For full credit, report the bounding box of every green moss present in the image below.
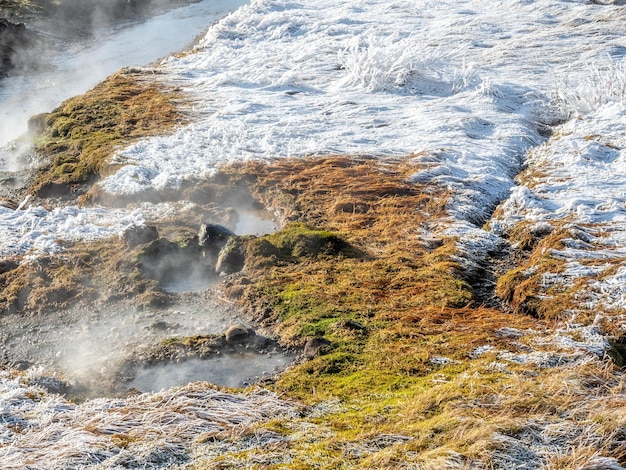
[245,222,354,268]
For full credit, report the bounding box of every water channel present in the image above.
[0,0,248,149]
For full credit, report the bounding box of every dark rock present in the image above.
[138,238,179,261]
[31,375,70,395]
[121,225,159,248]
[0,19,37,76]
[11,360,32,371]
[303,337,332,359]
[225,324,255,343]
[198,223,234,256]
[343,320,366,331]
[215,237,246,275]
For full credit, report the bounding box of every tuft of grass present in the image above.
[243,222,356,269]
[0,237,164,314]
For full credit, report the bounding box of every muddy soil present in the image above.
[0,289,294,399]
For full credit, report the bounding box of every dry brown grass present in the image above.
[175,155,625,466]
[495,223,593,319]
[220,157,486,339]
[0,237,164,314]
[196,156,626,467]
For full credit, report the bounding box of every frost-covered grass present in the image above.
[4,0,626,467]
[492,61,626,344]
[0,369,299,469]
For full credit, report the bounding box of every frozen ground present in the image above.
[0,377,299,468]
[4,0,626,260]
[93,0,626,333]
[2,0,626,467]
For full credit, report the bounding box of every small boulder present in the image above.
[303,337,332,359]
[121,225,159,248]
[198,223,235,257]
[215,237,245,275]
[225,324,255,343]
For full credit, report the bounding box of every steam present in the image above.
[141,210,277,294]
[160,262,218,293]
[0,0,284,399]
[0,0,247,149]
[128,354,293,392]
[235,211,278,236]
[0,208,281,396]
[1,301,236,394]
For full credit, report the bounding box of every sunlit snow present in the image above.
[5,0,626,262]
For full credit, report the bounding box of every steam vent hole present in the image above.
[137,211,277,293]
[609,337,626,367]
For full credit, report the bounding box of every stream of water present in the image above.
[0,0,248,149]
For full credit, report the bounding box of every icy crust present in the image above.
[0,202,144,258]
[97,0,626,213]
[0,369,297,468]
[98,0,594,211]
[495,67,626,316]
[0,201,198,258]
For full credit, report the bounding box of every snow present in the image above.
[0,203,143,258]
[493,66,626,313]
[3,0,626,261]
[101,0,563,213]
